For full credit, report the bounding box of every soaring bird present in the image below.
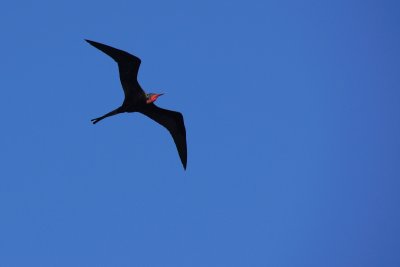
[86,39,187,170]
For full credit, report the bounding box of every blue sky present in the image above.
[1,0,399,266]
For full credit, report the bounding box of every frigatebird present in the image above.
[86,39,187,169]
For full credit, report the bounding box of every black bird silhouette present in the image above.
[86,39,187,169]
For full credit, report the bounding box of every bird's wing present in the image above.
[140,104,187,169]
[85,39,144,100]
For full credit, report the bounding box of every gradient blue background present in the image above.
[1,0,399,266]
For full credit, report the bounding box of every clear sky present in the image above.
[0,0,399,266]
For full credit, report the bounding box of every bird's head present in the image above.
[146,93,164,104]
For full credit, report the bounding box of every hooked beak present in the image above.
[147,93,165,104]
[154,93,164,101]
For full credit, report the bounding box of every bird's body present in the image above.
[86,39,187,169]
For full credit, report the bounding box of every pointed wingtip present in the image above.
[85,39,95,45]
[182,160,187,170]
[85,39,102,48]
